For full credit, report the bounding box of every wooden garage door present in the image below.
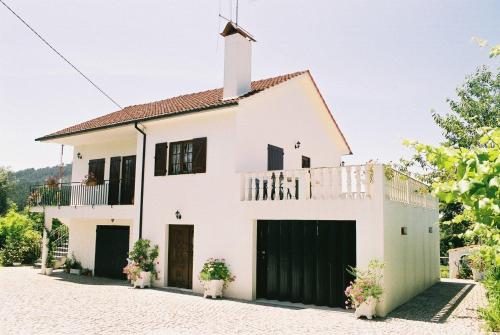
[257,220,356,307]
[94,226,130,279]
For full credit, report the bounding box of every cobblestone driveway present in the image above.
[0,267,487,335]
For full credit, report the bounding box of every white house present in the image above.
[31,22,439,316]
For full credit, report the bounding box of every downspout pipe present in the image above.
[134,122,146,239]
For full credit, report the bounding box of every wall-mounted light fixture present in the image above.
[294,141,301,149]
[111,218,115,223]
[341,161,345,167]
[77,152,83,159]
[175,210,182,220]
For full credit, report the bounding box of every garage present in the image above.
[256,220,356,307]
[94,226,130,279]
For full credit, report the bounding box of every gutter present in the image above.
[134,122,146,239]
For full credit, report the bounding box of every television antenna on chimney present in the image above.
[219,0,240,26]
[235,0,239,26]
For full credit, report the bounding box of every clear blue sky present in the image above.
[0,0,498,170]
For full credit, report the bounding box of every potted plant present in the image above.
[82,173,98,186]
[45,250,55,276]
[45,176,59,188]
[123,239,159,288]
[345,259,384,319]
[467,247,494,281]
[64,253,82,275]
[199,258,235,299]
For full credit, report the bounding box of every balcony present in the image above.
[241,164,437,209]
[28,180,135,208]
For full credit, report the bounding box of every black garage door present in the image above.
[257,220,356,307]
[94,225,130,279]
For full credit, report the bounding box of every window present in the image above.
[169,137,206,175]
[302,156,311,168]
[88,158,105,184]
[154,142,168,176]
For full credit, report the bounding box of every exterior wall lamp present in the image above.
[295,141,301,149]
[77,152,83,159]
[175,210,182,220]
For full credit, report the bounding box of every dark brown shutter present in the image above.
[267,145,284,171]
[89,158,105,184]
[154,142,168,176]
[192,137,207,173]
[302,156,311,168]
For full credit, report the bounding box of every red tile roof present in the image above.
[36,70,352,154]
[37,71,307,141]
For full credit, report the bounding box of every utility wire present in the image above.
[0,0,123,110]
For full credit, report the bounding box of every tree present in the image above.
[407,128,499,244]
[0,167,14,216]
[397,64,499,254]
[433,66,499,148]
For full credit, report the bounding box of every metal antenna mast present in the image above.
[235,0,239,25]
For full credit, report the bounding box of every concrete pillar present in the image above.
[41,215,53,273]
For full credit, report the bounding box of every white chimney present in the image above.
[220,22,256,100]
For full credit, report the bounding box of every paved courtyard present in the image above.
[0,267,487,334]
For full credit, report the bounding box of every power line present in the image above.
[0,0,123,110]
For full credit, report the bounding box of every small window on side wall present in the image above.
[401,227,408,235]
[428,227,433,233]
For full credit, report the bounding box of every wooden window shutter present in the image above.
[192,137,207,173]
[88,158,105,184]
[154,142,168,176]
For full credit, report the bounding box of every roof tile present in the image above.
[38,71,307,140]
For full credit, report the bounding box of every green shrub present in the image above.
[479,264,500,332]
[440,265,449,278]
[458,257,472,279]
[0,209,41,265]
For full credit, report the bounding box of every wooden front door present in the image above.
[168,225,194,289]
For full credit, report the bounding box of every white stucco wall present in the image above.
[380,197,440,316]
[66,218,133,271]
[138,107,240,294]
[72,138,137,183]
[236,73,349,172]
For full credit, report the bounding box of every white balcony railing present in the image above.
[241,165,373,202]
[385,169,438,209]
[241,164,438,209]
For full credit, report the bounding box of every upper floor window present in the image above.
[168,137,207,175]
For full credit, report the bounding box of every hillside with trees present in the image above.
[0,164,72,212]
